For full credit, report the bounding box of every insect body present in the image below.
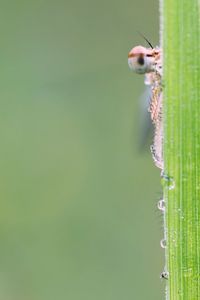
[128,45,163,169]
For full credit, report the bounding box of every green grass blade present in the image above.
[161,0,200,298]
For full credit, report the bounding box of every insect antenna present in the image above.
[137,31,154,49]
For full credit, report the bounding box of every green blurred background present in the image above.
[0,0,164,299]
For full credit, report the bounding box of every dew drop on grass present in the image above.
[160,270,169,280]
[160,238,167,248]
[160,171,175,190]
[157,199,165,212]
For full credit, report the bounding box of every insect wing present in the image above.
[137,86,153,151]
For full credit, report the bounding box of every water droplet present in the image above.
[160,238,167,248]
[160,270,169,280]
[157,199,165,212]
[160,171,175,190]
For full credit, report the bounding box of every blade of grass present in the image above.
[160,0,200,298]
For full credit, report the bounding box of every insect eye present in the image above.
[137,56,144,65]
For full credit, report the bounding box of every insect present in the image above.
[128,40,163,169]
